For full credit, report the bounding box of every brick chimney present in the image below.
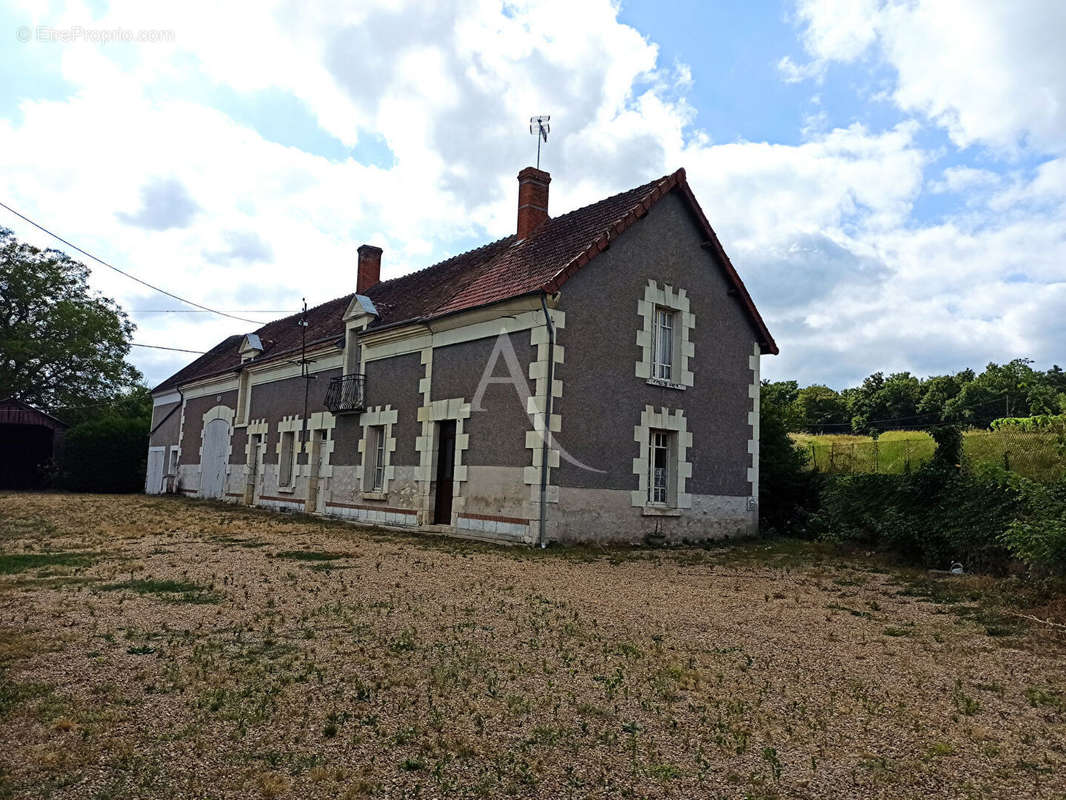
[356,244,382,293]
[516,167,550,239]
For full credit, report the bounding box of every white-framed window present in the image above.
[649,429,673,504]
[278,430,295,487]
[652,307,675,381]
[167,446,179,476]
[369,425,386,491]
[358,405,397,496]
[632,406,692,511]
[636,280,695,388]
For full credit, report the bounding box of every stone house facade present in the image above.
[147,167,777,545]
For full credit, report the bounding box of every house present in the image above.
[0,398,67,490]
[146,166,777,544]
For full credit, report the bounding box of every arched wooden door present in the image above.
[199,418,230,498]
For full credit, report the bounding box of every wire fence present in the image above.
[802,429,1066,483]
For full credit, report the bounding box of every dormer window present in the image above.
[239,333,263,363]
[341,294,379,376]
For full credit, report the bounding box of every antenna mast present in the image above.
[529,115,550,169]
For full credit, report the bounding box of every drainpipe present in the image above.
[538,292,555,549]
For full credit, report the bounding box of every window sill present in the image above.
[646,378,687,391]
[361,491,388,501]
[233,421,248,429]
[277,485,296,494]
[642,505,681,517]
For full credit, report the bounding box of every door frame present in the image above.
[432,419,457,525]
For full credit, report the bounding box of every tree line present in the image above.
[764,360,1066,435]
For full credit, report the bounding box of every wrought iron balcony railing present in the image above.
[324,374,366,414]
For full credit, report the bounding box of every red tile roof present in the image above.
[153,168,776,392]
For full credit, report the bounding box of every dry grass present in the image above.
[1,493,1065,799]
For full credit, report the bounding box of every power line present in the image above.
[131,343,205,354]
[131,309,296,314]
[0,200,264,326]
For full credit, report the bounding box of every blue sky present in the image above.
[0,0,1063,389]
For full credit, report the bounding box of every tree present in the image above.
[794,384,849,433]
[761,380,802,431]
[944,359,1041,427]
[847,371,921,434]
[0,227,140,412]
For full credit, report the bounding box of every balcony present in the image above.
[324,374,366,414]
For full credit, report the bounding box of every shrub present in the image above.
[1000,477,1066,576]
[813,461,1024,572]
[62,415,149,493]
[759,383,822,536]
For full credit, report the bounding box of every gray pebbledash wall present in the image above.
[180,391,237,465]
[239,369,339,465]
[362,353,422,466]
[149,401,180,448]
[431,333,535,468]
[554,190,758,536]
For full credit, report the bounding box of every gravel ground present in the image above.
[1,493,1064,799]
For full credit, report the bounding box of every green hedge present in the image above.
[62,416,149,493]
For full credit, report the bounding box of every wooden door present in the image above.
[199,419,229,498]
[433,421,456,524]
[244,434,261,505]
[306,430,328,513]
[145,448,164,495]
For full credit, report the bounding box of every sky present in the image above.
[1,0,1064,390]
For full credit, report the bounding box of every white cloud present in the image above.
[788,0,1066,154]
[1,0,1064,391]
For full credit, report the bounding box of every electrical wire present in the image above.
[131,309,297,314]
[0,200,264,325]
[131,343,206,354]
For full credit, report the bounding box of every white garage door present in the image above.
[199,419,230,498]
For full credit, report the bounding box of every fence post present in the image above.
[904,439,911,473]
[1003,450,1010,472]
[874,440,879,474]
[809,442,816,471]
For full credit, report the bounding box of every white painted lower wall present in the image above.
[553,486,756,544]
[177,456,752,546]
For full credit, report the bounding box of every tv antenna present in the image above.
[530,115,550,169]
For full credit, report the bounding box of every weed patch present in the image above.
[99,578,221,604]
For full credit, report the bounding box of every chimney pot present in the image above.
[516,167,550,239]
[356,244,382,293]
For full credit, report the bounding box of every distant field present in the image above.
[791,429,1065,481]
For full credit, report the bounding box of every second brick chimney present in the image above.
[356,244,382,293]
[516,167,550,239]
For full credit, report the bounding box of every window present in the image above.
[279,430,295,487]
[648,429,673,505]
[167,446,179,476]
[652,307,674,380]
[636,281,694,389]
[369,425,386,491]
[235,370,251,425]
